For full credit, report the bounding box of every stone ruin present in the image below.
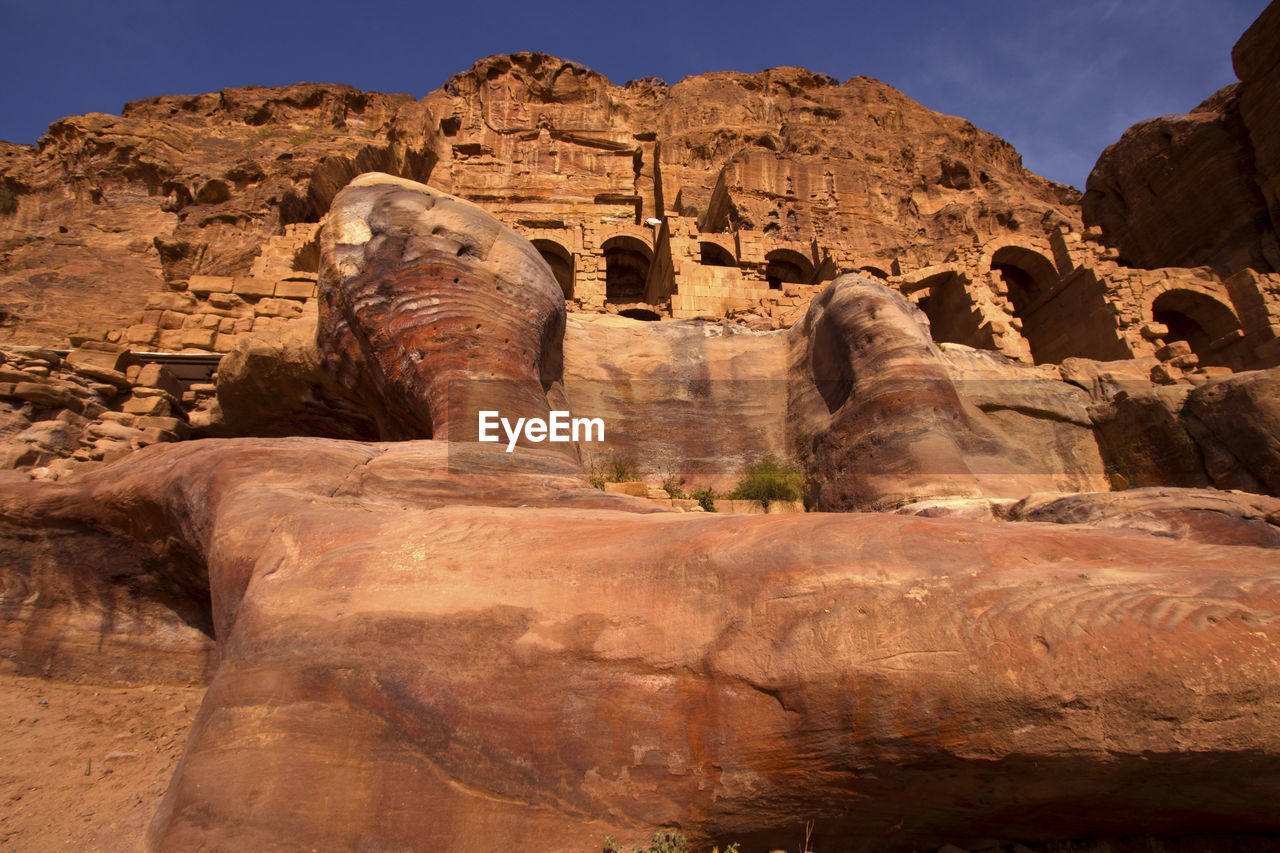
[2,1,1280,850]
[4,172,1280,853]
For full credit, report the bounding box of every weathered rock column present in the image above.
[317,173,567,442]
[791,274,1039,510]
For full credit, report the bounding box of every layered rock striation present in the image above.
[1,55,1078,347]
[2,174,1279,852]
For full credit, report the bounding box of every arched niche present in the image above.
[1151,288,1241,366]
[602,235,653,303]
[989,244,1065,363]
[913,271,998,352]
[764,249,814,290]
[989,245,1060,314]
[531,238,575,299]
[699,241,737,267]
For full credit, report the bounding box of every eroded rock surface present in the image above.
[0,85,434,345]
[1084,0,1280,275]
[428,55,1078,260]
[792,275,1051,509]
[3,172,1280,853]
[1008,487,1280,547]
[317,174,566,441]
[1,438,1279,852]
[1,56,1078,348]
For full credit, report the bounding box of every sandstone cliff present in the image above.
[0,84,435,345]
[0,55,1079,347]
[1083,0,1280,276]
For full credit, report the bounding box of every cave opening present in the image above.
[618,307,662,321]
[764,249,813,290]
[531,239,575,299]
[603,236,652,303]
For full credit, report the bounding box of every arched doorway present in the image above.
[699,241,736,267]
[602,236,653,303]
[1151,289,1241,366]
[531,239,575,299]
[764,249,814,289]
[989,245,1061,363]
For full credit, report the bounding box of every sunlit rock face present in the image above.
[1,173,1280,853]
[317,173,567,441]
[1084,0,1280,276]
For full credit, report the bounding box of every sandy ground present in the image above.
[0,666,203,852]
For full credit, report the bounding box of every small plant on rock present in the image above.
[588,455,642,490]
[728,454,805,509]
[690,486,717,512]
[661,475,687,499]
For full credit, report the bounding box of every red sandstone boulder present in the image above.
[203,322,379,440]
[1007,486,1280,548]
[1183,368,1280,493]
[790,275,1047,510]
[316,174,567,441]
[2,438,1279,852]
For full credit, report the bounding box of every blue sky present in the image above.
[0,0,1269,189]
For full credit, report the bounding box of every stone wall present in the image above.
[98,223,322,356]
[73,201,1280,395]
[0,344,190,479]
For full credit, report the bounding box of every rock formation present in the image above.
[0,56,1078,348]
[427,55,1078,261]
[0,84,435,345]
[5,4,1280,849]
[317,174,567,442]
[3,174,1280,853]
[1083,1,1280,276]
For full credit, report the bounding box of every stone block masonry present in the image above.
[0,345,192,478]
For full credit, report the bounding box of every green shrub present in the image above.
[728,454,805,508]
[690,487,717,512]
[661,476,686,499]
[588,455,642,490]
